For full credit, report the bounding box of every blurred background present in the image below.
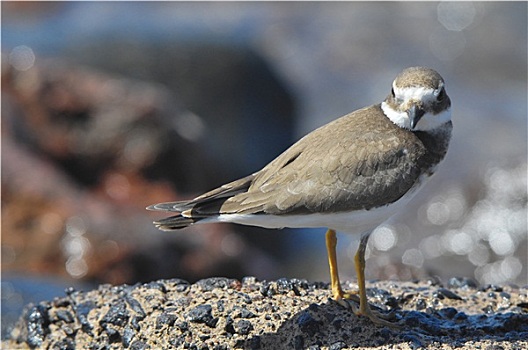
[2,1,526,338]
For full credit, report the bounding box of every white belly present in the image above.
[211,186,418,234]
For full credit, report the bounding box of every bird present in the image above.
[147,66,452,326]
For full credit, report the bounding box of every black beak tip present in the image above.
[407,106,425,129]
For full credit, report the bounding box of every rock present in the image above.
[187,304,218,328]
[3,278,528,349]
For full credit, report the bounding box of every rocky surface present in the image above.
[4,277,528,349]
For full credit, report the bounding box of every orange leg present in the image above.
[326,229,400,327]
[325,229,344,300]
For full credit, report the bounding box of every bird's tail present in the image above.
[146,201,199,230]
[146,174,255,231]
[153,215,200,231]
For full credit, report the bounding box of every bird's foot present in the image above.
[335,291,401,328]
[350,300,401,328]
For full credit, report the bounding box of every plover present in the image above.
[148,66,452,326]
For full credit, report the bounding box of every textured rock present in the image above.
[3,277,528,349]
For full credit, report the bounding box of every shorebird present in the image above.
[148,66,452,326]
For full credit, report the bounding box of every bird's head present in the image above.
[382,67,451,132]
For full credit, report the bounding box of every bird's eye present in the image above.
[437,88,446,101]
[391,88,395,97]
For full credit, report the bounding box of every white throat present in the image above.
[381,102,451,132]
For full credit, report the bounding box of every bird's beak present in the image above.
[407,104,425,129]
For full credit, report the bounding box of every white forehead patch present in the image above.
[393,81,444,103]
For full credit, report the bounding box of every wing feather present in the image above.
[150,104,428,223]
[221,105,426,215]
